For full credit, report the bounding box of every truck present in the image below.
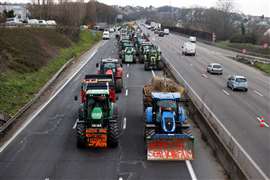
[143,77,194,160]
[96,58,123,93]
[76,75,120,148]
[182,42,196,56]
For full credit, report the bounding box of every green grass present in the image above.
[254,63,270,75]
[216,41,270,58]
[0,30,101,116]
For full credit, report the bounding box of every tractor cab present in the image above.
[96,59,123,93]
[80,74,117,103]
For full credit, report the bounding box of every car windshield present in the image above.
[213,65,221,68]
[236,78,247,82]
[157,100,176,109]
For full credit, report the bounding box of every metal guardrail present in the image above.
[162,56,269,180]
[235,54,270,64]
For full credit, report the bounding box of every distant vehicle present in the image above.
[38,20,47,25]
[227,75,248,91]
[182,42,196,56]
[154,29,159,34]
[46,20,57,25]
[158,31,165,37]
[5,17,22,25]
[189,36,196,43]
[109,28,115,33]
[207,63,223,75]
[164,28,170,35]
[27,19,39,25]
[102,31,110,40]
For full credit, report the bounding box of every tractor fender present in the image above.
[145,107,153,123]
[178,106,187,122]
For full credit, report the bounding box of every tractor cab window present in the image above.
[103,63,116,72]
[157,100,177,111]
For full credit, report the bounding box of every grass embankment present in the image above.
[254,63,270,75]
[216,41,270,58]
[0,28,101,116]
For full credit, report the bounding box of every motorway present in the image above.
[141,26,270,178]
[0,35,225,179]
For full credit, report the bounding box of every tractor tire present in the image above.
[116,79,123,93]
[144,63,149,71]
[76,123,85,148]
[144,127,155,141]
[108,121,120,148]
[157,61,164,70]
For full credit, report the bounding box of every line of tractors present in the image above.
[74,23,195,161]
[117,24,164,71]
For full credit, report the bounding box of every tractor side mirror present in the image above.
[74,96,78,101]
[96,63,99,68]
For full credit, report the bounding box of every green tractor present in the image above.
[138,41,152,63]
[76,77,119,148]
[144,46,163,71]
[122,45,136,63]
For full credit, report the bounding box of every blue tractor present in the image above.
[144,92,195,160]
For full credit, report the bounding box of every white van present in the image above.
[182,42,196,56]
[164,28,170,35]
[189,36,196,43]
[102,31,110,40]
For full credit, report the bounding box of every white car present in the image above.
[46,20,57,25]
[207,63,223,75]
[28,19,39,25]
[109,28,115,33]
[227,75,248,91]
[38,20,47,25]
[182,42,196,56]
[102,31,110,40]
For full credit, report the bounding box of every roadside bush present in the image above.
[230,33,257,44]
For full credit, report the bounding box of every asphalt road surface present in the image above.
[0,37,225,180]
[141,25,270,178]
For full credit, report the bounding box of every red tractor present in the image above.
[80,74,117,103]
[96,58,123,93]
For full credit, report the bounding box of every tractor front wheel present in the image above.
[108,121,120,148]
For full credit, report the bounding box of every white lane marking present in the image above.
[122,117,127,130]
[201,74,208,79]
[257,117,269,128]
[127,64,129,67]
[0,47,99,153]
[125,89,128,96]
[164,55,270,180]
[254,90,263,97]
[118,177,123,180]
[151,70,156,77]
[186,160,198,180]
[45,178,49,180]
[73,119,78,129]
[126,73,129,78]
[222,89,230,96]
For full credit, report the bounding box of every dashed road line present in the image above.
[222,89,230,96]
[201,74,208,79]
[126,73,129,78]
[125,89,128,96]
[151,70,156,77]
[72,119,79,129]
[254,90,263,97]
[122,117,127,130]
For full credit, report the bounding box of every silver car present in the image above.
[207,63,223,75]
[227,75,248,91]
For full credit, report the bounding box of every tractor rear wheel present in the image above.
[108,121,120,148]
[76,123,85,148]
[116,79,123,93]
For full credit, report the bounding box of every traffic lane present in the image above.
[157,42,270,177]
[0,39,120,180]
[162,32,270,94]
[156,34,269,118]
[119,64,192,180]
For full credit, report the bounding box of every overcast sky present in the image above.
[2,0,270,17]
